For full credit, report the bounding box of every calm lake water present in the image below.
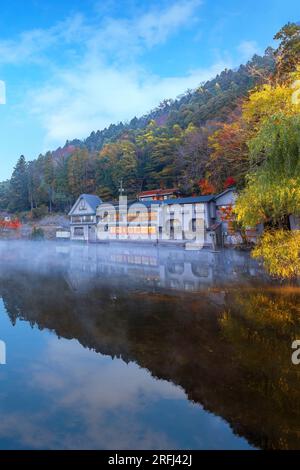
[0,240,299,450]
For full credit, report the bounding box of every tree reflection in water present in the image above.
[0,242,298,449]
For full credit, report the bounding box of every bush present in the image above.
[253,229,300,279]
[31,205,49,220]
[31,227,45,240]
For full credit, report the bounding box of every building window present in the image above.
[79,200,87,211]
[72,216,81,223]
[74,227,84,237]
[83,215,93,223]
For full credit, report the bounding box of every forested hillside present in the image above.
[0,32,287,214]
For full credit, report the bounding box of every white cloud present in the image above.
[136,0,202,47]
[0,14,86,66]
[0,336,184,449]
[1,0,231,149]
[29,58,231,146]
[27,338,183,449]
[237,40,261,61]
[0,2,201,66]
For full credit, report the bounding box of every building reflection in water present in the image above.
[52,242,266,293]
[0,241,298,449]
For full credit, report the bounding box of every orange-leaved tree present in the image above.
[198,179,216,195]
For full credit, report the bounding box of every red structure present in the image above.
[0,219,21,230]
[138,188,180,201]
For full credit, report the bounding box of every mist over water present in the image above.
[0,239,267,291]
[0,240,298,449]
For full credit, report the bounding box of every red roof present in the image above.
[139,188,179,197]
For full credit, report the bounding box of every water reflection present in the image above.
[0,241,298,449]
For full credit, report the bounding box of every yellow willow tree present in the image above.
[252,230,300,279]
[235,113,300,278]
[236,113,300,226]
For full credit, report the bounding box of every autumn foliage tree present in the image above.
[208,116,250,189]
[176,123,211,194]
[198,178,216,195]
[224,177,236,189]
[0,25,295,222]
[67,149,96,198]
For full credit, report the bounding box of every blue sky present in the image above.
[0,0,299,180]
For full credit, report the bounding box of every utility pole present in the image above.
[118,179,127,238]
[119,179,125,196]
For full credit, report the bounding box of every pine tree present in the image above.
[44,152,55,212]
[8,155,29,212]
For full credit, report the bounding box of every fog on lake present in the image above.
[0,241,298,450]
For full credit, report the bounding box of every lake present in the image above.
[0,240,299,450]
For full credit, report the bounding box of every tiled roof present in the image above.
[214,187,236,200]
[142,195,215,206]
[80,194,102,211]
[138,188,179,197]
[74,188,236,215]
[69,194,102,215]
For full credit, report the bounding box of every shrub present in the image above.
[31,205,48,220]
[31,227,45,240]
[253,229,300,279]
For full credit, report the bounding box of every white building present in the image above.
[69,194,102,242]
[69,189,238,246]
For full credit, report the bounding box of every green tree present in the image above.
[9,155,29,212]
[136,121,182,188]
[67,149,95,199]
[96,141,138,198]
[0,181,10,211]
[274,22,300,81]
[43,152,55,212]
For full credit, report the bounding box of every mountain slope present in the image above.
[2,51,275,213]
[65,52,275,153]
